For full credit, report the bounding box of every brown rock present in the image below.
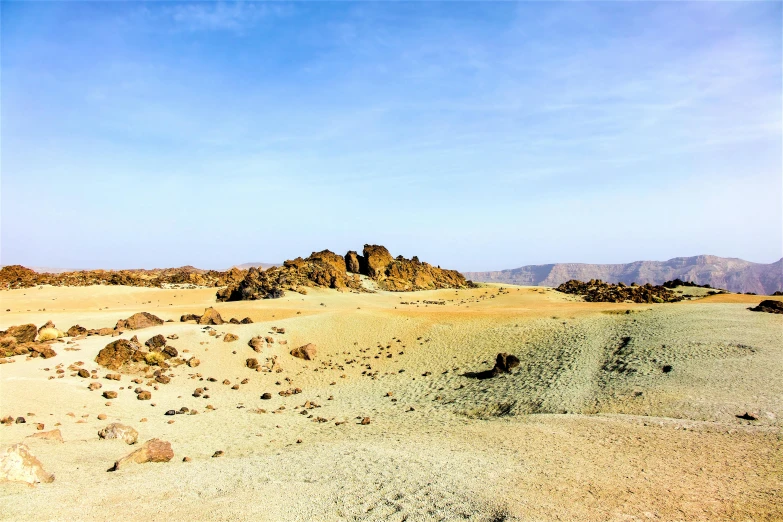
[37,321,57,335]
[105,373,121,381]
[0,443,54,484]
[95,339,141,370]
[246,358,259,369]
[66,325,87,337]
[145,335,166,350]
[99,423,138,444]
[137,391,152,400]
[109,438,173,471]
[88,382,102,391]
[240,317,253,324]
[360,417,371,425]
[30,345,57,359]
[198,307,224,325]
[103,391,118,399]
[1,324,38,344]
[345,250,362,273]
[155,375,170,384]
[187,357,200,368]
[162,345,178,358]
[223,333,238,343]
[78,369,90,379]
[115,312,164,330]
[290,343,316,361]
[97,414,107,420]
[180,314,201,322]
[248,336,264,352]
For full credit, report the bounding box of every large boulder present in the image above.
[198,307,224,325]
[95,339,143,370]
[290,343,317,361]
[98,423,139,445]
[362,245,393,279]
[1,324,37,343]
[749,300,783,314]
[115,312,164,330]
[109,438,173,471]
[0,443,54,485]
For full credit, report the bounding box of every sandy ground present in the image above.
[0,284,781,521]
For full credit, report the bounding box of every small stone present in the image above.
[212,450,224,458]
[137,391,152,400]
[103,391,118,399]
[360,417,371,425]
[97,414,107,420]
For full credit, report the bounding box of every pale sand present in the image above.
[1,285,781,521]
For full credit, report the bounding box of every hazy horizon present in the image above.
[2,1,781,272]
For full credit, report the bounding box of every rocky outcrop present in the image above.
[217,245,470,301]
[556,279,683,303]
[0,264,246,290]
[115,312,163,330]
[109,439,173,471]
[0,443,54,485]
[748,300,783,314]
[66,325,87,337]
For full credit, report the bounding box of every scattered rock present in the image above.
[103,391,118,399]
[360,417,371,425]
[223,333,239,343]
[212,450,224,458]
[261,393,272,400]
[137,391,152,400]
[180,314,200,322]
[95,339,142,371]
[246,358,259,370]
[248,337,264,352]
[187,357,200,368]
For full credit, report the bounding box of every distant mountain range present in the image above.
[462,255,783,295]
[232,262,279,270]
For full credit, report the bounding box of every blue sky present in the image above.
[2,1,781,271]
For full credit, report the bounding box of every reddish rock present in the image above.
[109,438,173,471]
[137,391,152,400]
[290,343,317,361]
[246,358,259,369]
[223,333,239,343]
[248,337,264,352]
[103,391,118,399]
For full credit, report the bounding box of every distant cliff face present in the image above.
[463,256,783,295]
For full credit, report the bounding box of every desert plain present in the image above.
[0,282,781,521]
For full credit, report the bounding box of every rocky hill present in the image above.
[463,256,783,295]
[0,265,245,290]
[217,245,470,301]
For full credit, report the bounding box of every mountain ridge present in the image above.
[462,255,783,295]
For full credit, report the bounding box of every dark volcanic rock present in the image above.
[748,300,783,314]
[464,352,520,380]
[556,279,683,303]
[145,335,166,350]
[66,325,87,338]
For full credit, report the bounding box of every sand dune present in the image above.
[1,284,780,520]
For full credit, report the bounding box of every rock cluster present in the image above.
[95,336,180,372]
[556,279,684,303]
[217,244,470,301]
